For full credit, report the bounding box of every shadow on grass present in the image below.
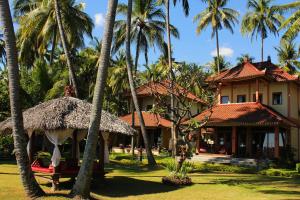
[92,176,179,197]
[260,189,300,195]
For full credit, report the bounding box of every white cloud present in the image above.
[211,47,234,57]
[94,13,105,27]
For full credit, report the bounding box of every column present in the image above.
[232,127,237,154]
[255,79,259,102]
[246,128,252,157]
[102,132,110,164]
[196,130,200,154]
[274,127,279,159]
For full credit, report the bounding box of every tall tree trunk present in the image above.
[216,28,220,73]
[165,0,177,158]
[134,30,141,74]
[70,0,118,198]
[261,34,264,62]
[49,27,57,65]
[0,0,45,198]
[126,0,156,166]
[53,0,79,97]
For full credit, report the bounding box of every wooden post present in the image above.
[218,83,222,104]
[274,126,280,159]
[246,128,252,157]
[98,132,105,176]
[255,79,259,102]
[231,83,233,103]
[232,127,237,154]
[288,82,291,117]
[196,130,200,154]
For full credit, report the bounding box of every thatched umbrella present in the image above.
[0,97,134,135]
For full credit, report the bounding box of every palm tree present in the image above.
[53,0,79,97]
[124,0,157,166]
[194,0,239,73]
[241,0,283,62]
[236,54,255,65]
[206,56,231,73]
[70,0,118,198]
[15,0,93,66]
[278,1,300,40]
[0,0,45,198]
[0,38,6,66]
[275,39,300,74]
[113,0,179,73]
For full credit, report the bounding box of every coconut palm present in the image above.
[275,39,300,74]
[236,54,255,65]
[277,1,300,40]
[113,0,179,73]
[194,0,239,73]
[71,0,118,198]
[206,56,231,73]
[124,0,157,166]
[241,0,283,62]
[0,0,45,198]
[0,38,6,66]
[15,0,93,66]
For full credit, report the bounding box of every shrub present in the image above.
[296,163,300,173]
[192,163,257,174]
[0,135,14,158]
[259,168,299,178]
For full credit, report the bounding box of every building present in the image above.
[192,59,300,161]
[120,80,207,149]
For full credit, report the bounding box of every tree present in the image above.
[241,0,283,62]
[236,54,255,65]
[113,0,179,72]
[275,39,300,74]
[194,0,239,73]
[278,1,300,40]
[0,0,45,198]
[125,0,157,166]
[53,0,79,97]
[70,0,118,198]
[0,37,6,66]
[15,0,93,67]
[206,56,231,74]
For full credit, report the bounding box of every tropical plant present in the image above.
[236,54,255,65]
[113,0,179,72]
[206,56,231,73]
[194,0,239,73]
[0,0,45,197]
[0,37,6,66]
[241,0,283,62]
[15,0,94,67]
[277,1,300,40]
[71,0,118,197]
[275,39,300,74]
[124,0,157,166]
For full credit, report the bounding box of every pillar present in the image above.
[274,126,279,159]
[232,127,237,154]
[196,129,200,154]
[102,132,110,164]
[255,79,259,102]
[246,128,252,157]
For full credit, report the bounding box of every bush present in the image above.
[0,135,14,158]
[259,168,299,178]
[192,163,257,174]
[296,163,300,173]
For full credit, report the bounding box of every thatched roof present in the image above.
[0,97,134,135]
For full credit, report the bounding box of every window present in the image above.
[221,96,229,104]
[237,95,246,103]
[146,105,153,111]
[272,92,282,105]
[253,94,263,103]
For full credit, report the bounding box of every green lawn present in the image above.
[0,160,300,200]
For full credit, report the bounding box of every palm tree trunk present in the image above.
[126,0,156,166]
[53,0,79,97]
[165,0,177,158]
[0,0,45,198]
[261,34,264,62]
[49,27,57,65]
[70,0,118,198]
[134,30,142,75]
[216,28,220,73]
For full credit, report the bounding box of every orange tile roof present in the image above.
[120,111,171,128]
[207,61,299,83]
[189,102,297,127]
[127,80,207,105]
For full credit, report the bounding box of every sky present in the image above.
[83,0,300,69]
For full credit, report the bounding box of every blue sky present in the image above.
[56,1,300,68]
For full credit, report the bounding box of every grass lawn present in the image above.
[0,159,300,200]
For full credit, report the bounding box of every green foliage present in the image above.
[164,159,194,179]
[0,68,9,121]
[193,163,257,174]
[296,163,300,173]
[259,168,299,178]
[0,135,14,158]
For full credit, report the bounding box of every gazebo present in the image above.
[0,97,135,190]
